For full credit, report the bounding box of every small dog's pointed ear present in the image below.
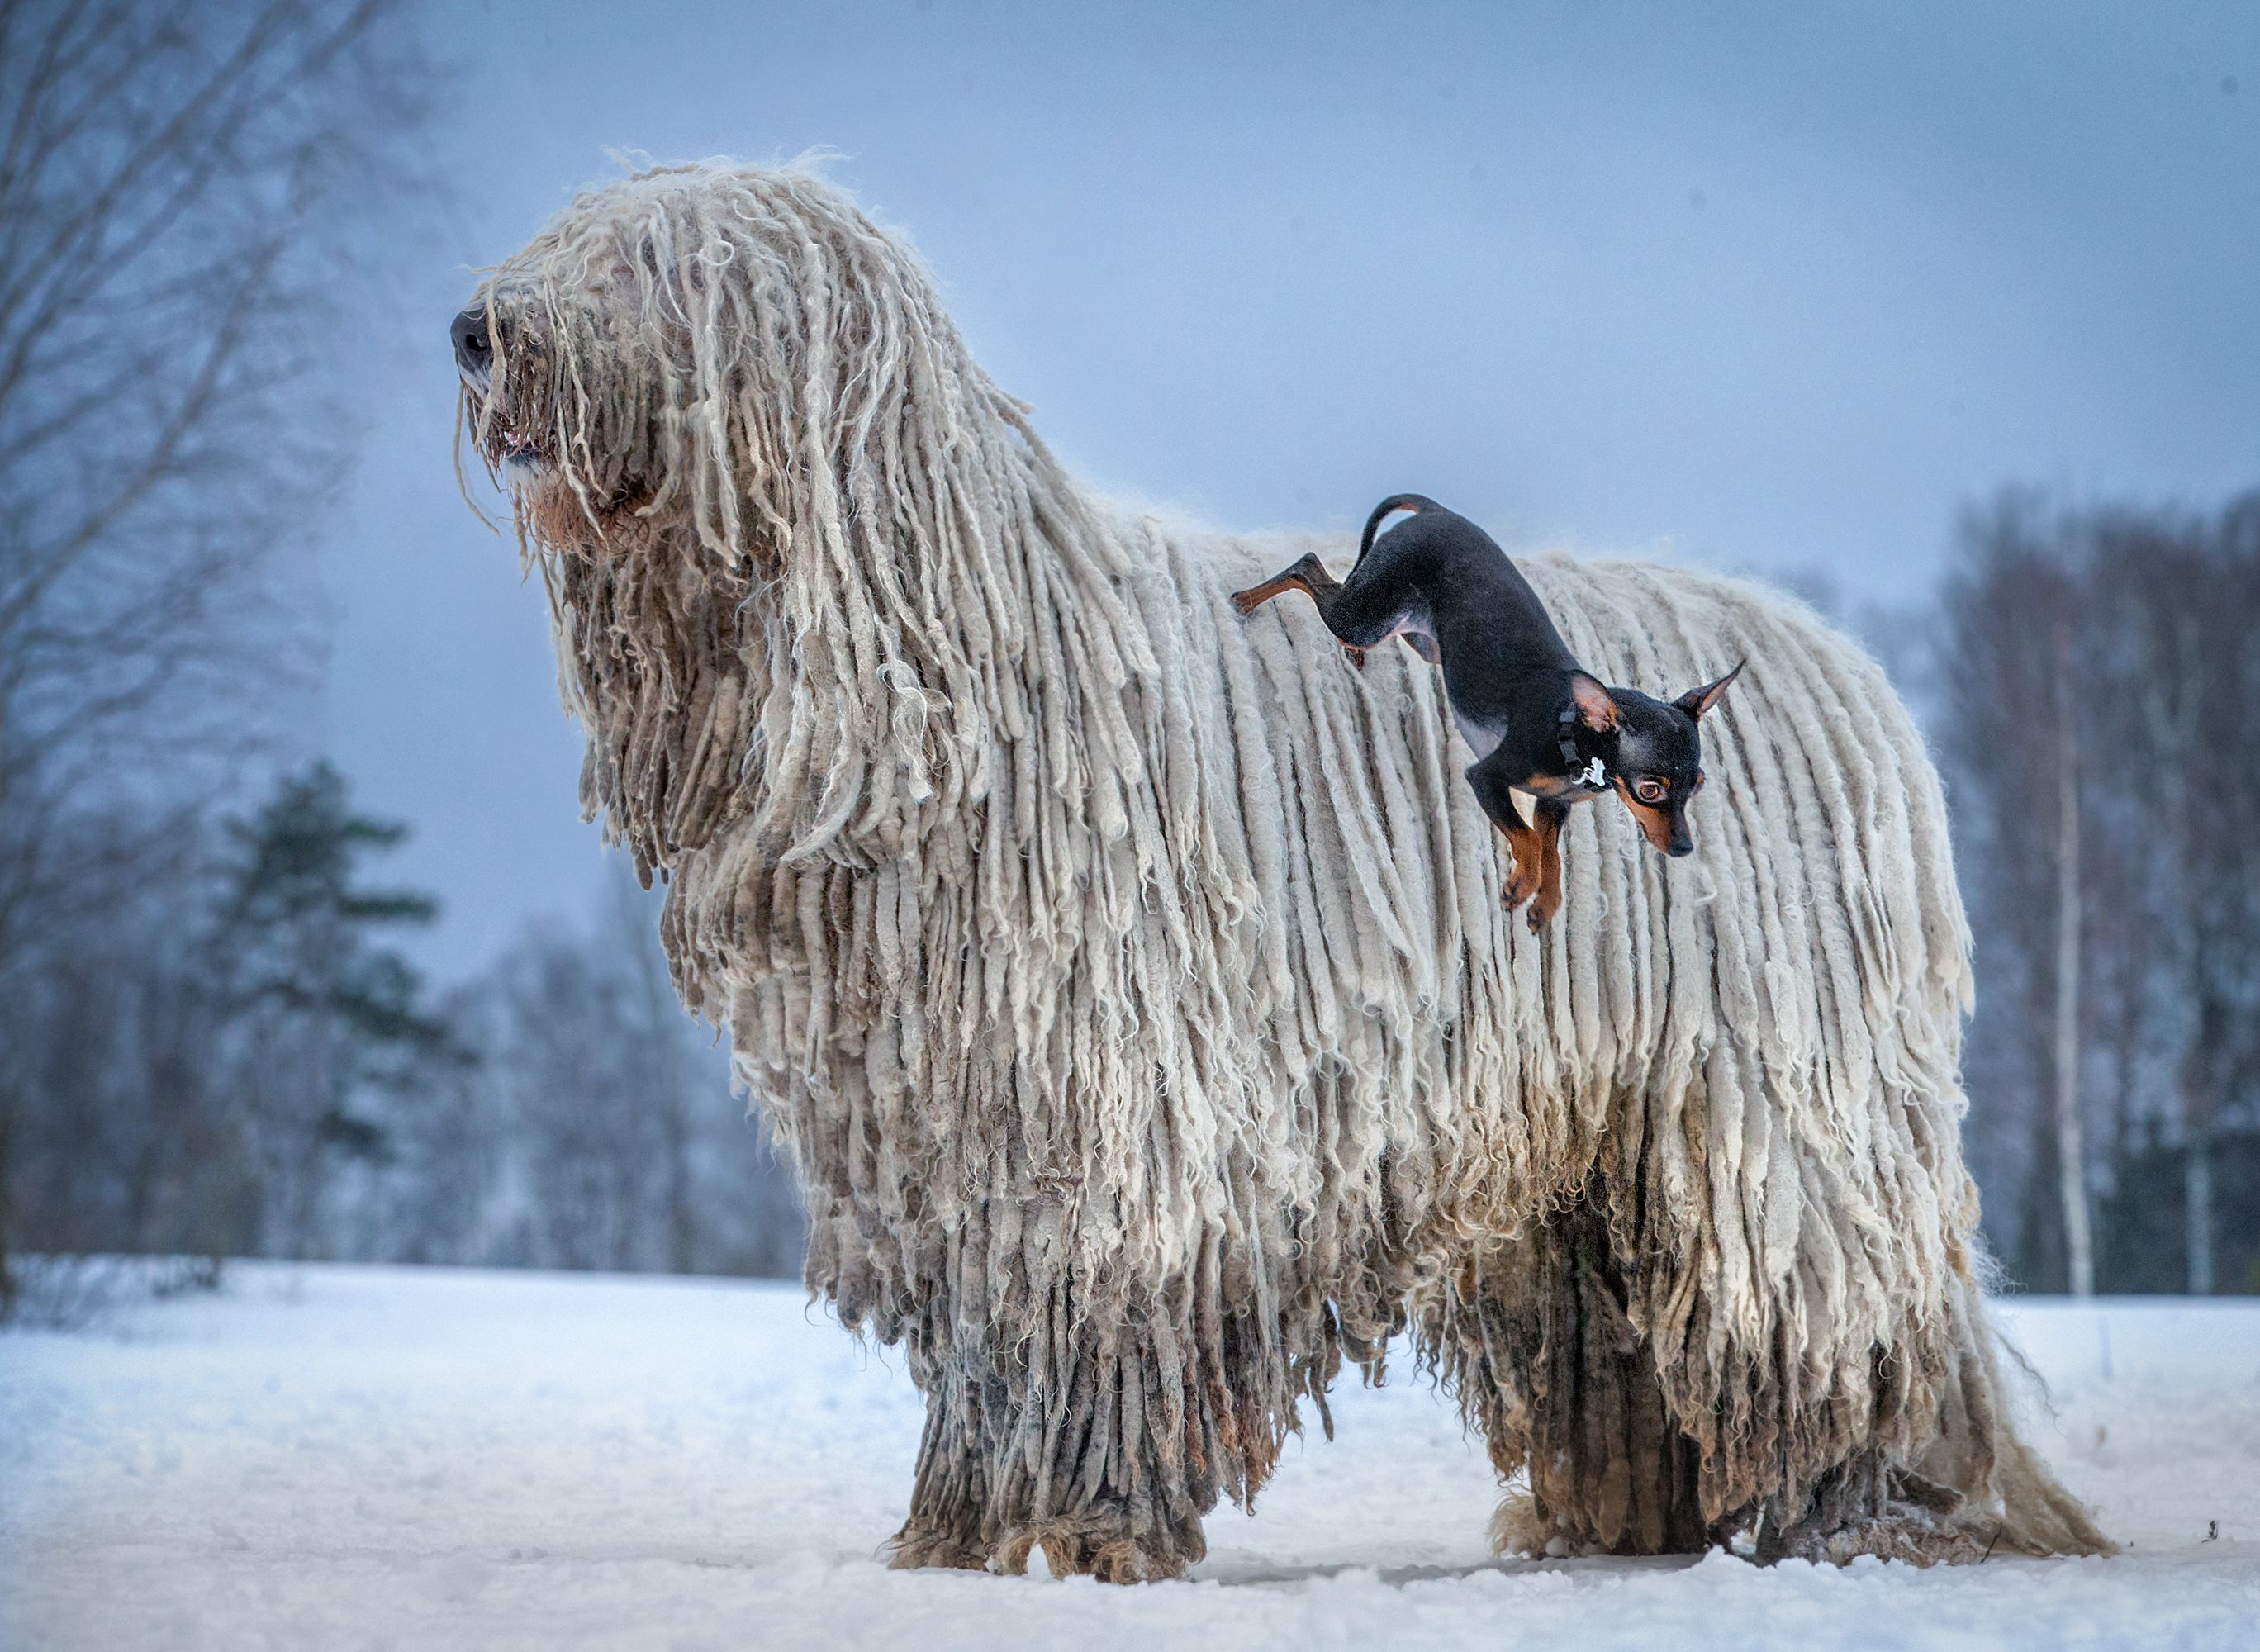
[1675,660,1745,720]
[1569,671,1619,733]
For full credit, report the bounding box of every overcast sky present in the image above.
[325,0,2260,983]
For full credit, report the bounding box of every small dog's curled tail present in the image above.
[1358,492,1445,567]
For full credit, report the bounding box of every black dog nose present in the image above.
[451,306,492,376]
[1669,840,1694,857]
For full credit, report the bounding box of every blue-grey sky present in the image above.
[327,0,2259,982]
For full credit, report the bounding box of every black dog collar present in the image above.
[1558,705,1611,791]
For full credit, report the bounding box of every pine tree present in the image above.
[213,762,466,1256]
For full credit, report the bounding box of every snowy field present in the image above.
[2,1265,2256,1651]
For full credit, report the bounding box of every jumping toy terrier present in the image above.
[1229,494,1742,929]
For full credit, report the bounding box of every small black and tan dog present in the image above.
[1230,494,1740,928]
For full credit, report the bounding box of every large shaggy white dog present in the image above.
[455,161,2107,1578]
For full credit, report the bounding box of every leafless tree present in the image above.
[2047,609,2093,1296]
[610,869,699,1274]
[0,0,433,1304]
[494,919,677,1271]
[1944,492,2260,1294]
[2087,504,2260,1292]
[1941,496,2089,1288]
[479,872,804,1279]
[344,981,500,1265]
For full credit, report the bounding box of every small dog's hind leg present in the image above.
[1228,553,1339,617]
[1232,553,1409,676]
[1228,572,1303,616]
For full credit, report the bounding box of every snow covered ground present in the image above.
[2,1265,2255,1650]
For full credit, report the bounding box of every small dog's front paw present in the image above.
[1502,865,1539,909]
[1526,894,1559,933]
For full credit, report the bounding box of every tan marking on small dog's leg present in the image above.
[1527,808,1568,930]
[1495,808,1546,909]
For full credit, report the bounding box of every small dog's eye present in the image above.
[1634,778,1667,805]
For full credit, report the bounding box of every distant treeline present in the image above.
[1933,491,2260,1295]
[1,765,804,1304]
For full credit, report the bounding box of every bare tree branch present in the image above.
[0,0,437,1300]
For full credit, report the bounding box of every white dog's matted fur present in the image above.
[460,159,2108,1579]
